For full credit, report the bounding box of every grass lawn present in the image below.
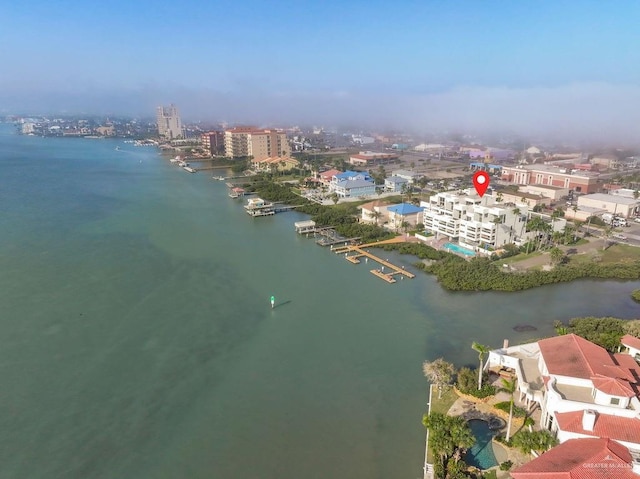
[429,385,459,415]
[602,244,640,263]
[492,251,542,265]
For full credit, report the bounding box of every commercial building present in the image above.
[577,193,640,218]
[348,151,399,166]
[501,164,602,194]
[156,104,183,140]
[224,127,289,161]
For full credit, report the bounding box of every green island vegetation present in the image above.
[632,289,640,302]
[378,241,640,291]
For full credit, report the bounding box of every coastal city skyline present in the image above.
[3,1,640,144]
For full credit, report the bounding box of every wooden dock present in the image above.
[334,237,416,283]
[370,269,397,283]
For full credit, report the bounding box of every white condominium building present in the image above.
[420,192,532,249]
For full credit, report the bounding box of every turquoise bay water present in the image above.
[1,124,640,478]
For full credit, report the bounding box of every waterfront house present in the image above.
[486,334,640,441]
[332,179,377,198]
[386,203,424,231]
[359,200,391,225]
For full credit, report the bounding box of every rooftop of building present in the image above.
[510,437,640,479]
[387,203,424,215]
[539,334,640,383]
[581,193,639,205]
[557,410,640,445]
[504,163,600,177]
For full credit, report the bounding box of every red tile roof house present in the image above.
[487,334,640,430]
[510,437,640,478]
[318,169,342,187]
[487,334,640,472]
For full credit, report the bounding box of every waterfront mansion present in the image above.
[488,334,640,477]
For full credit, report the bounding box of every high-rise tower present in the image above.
[156,104,183,140]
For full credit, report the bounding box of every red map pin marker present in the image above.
[472,171,490,197]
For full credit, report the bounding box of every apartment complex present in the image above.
[420,192,532,250]
[200,131,224,155]
[156,104,183,140]
[501,164,601,193]
[224,127,289,161]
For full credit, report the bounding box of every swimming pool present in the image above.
[443,242,476,257]
[465,419,498,469]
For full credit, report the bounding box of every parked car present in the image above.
[613,233,627,240]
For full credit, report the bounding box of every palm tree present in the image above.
[471,342,491,390]
[493,216,503,248]
[550,246,564,265]
[500,377,517,442]
[602,225,613,250]
[371,210,382,226]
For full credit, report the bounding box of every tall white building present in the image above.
[156,104,183,140]
[420,192,532,250]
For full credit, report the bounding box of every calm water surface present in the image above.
[1,124,638,478]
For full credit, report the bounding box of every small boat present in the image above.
[213,176,225,181]
[183,166,196,173]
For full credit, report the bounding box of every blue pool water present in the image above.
[465,419,498,469]
[443,242,476,257]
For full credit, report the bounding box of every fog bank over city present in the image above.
[3,81,639,147]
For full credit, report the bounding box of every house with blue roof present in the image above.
[386,203,424,231]
[333,178,377,198]
[333,170,372,182]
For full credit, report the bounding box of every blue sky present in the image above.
[3,1,640,142]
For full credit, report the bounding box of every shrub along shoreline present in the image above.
[379,242,640,292]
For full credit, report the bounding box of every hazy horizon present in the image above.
[3,1,640,146]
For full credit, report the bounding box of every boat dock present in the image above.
[334,237,416,283]
[244,198,299,217]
